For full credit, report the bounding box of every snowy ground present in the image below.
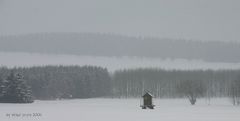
[0,98,239,121]
[1,52,240,72]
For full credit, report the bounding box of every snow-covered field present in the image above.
[0,98,239,121]
[1,52,240,72]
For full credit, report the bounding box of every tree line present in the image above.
[0,65,111,102]
[0,66,240,105]
[112,68,240,105]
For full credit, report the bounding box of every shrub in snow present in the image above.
[177,80,205,105]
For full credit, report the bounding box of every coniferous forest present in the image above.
[0,65,240,104]
[0,66,111,102]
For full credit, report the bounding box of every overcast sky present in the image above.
[0,0,240,42]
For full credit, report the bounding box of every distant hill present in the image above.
[0,33,239,62]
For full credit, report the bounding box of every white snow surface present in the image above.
[0,98,239,121]
[1,52,240,72]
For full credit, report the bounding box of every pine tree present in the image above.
[0,72,34,103]
[0,77,4,97]
[0,77,9,101]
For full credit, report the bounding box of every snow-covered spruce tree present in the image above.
[0,77,5,98]
[0,72,34,103]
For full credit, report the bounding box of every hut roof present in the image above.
[142,92,153,97]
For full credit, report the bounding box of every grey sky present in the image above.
[0,0,240,41]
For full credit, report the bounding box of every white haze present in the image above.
[1,52,240,72]
[0,0,240,42]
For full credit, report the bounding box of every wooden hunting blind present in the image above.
[140,92,155,109]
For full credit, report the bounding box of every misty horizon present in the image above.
[1,33,240,63]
